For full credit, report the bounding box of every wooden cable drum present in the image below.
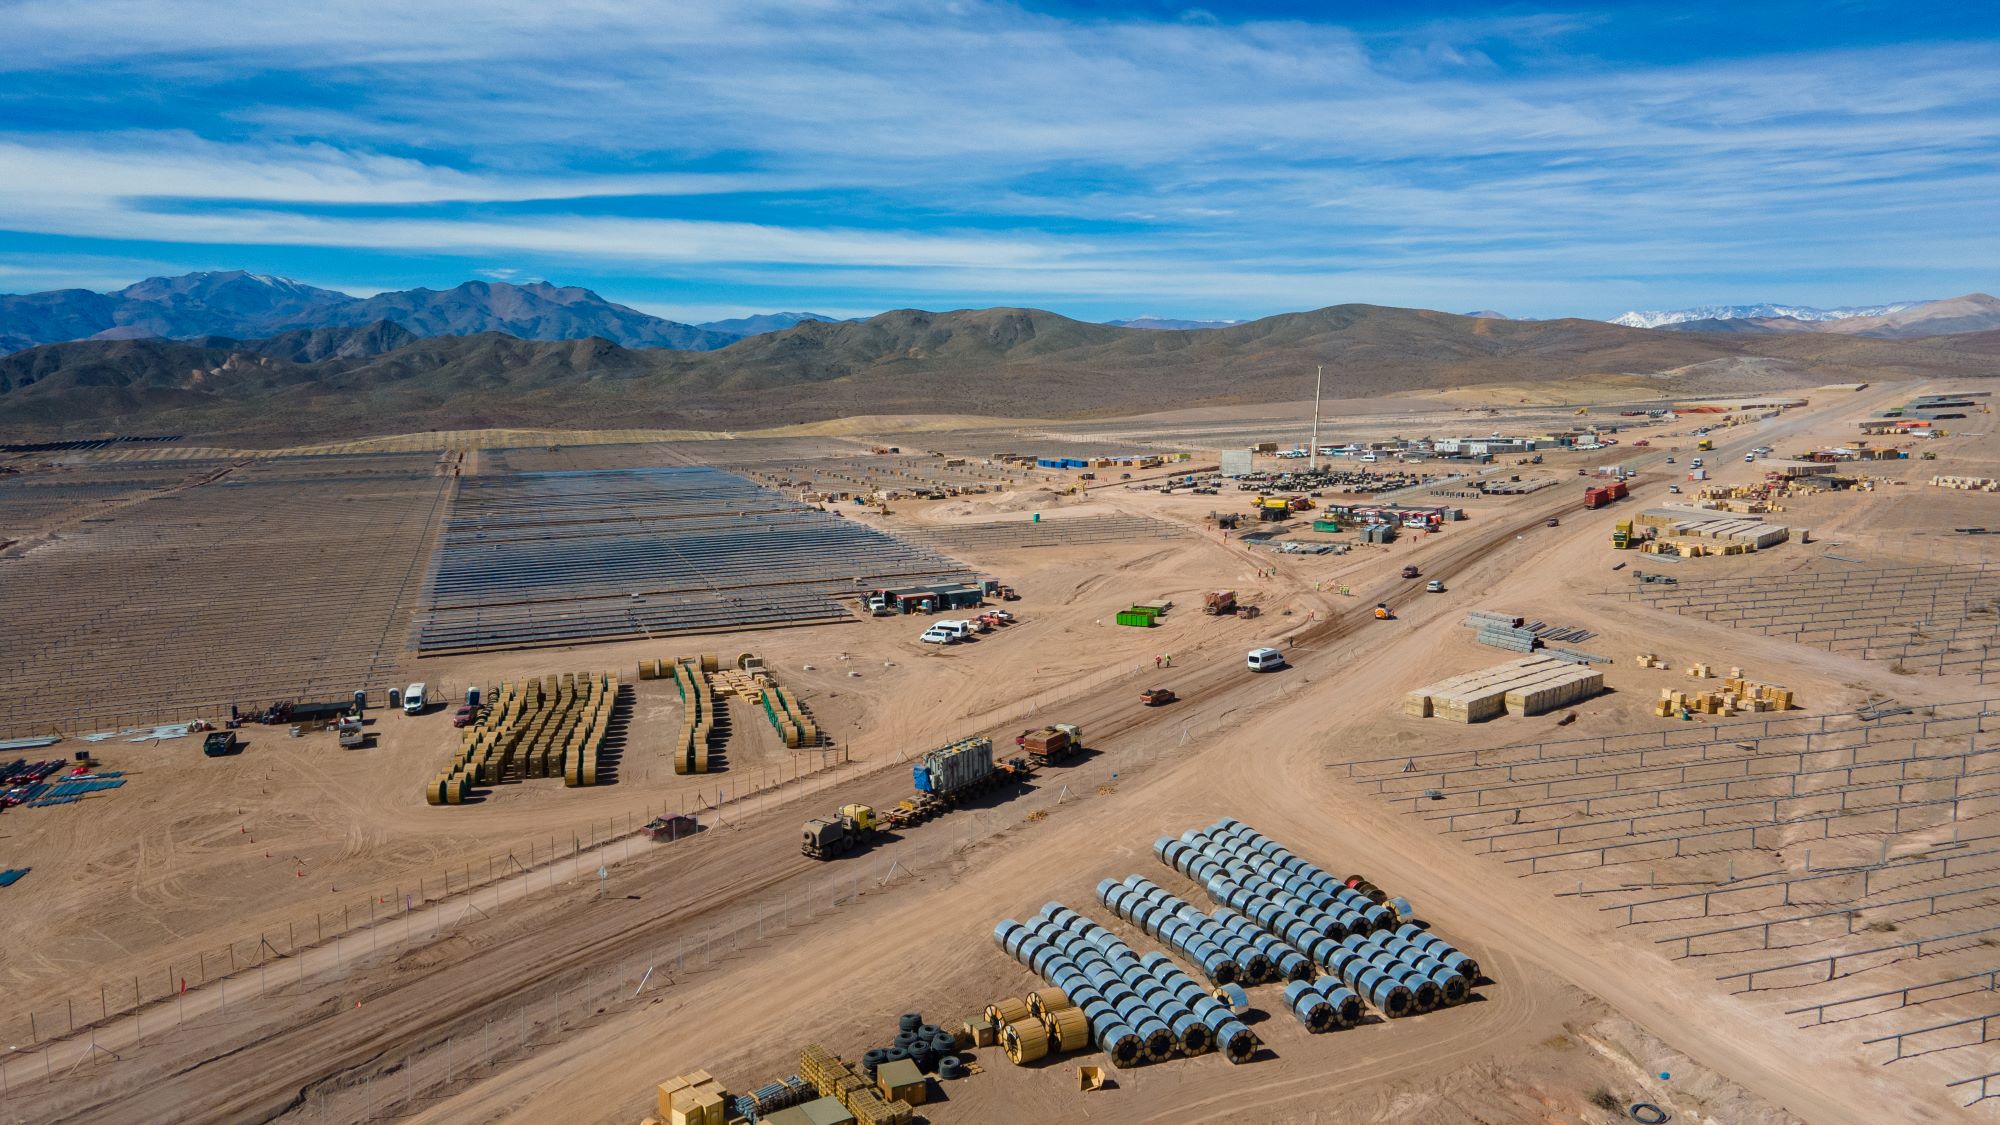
[425,777,446,805]
[1048,1007,1090,1052]
[986,997,1032,1026]
[736,651,755,670]
[444,777,465,805]
[1027,988,1072,1019]
[637,660,656,680]
[582,755,596,785]
[701,653,720,673]
[1002,1019,1049,1064]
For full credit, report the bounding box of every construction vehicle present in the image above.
[1139,688,1177,706]
[1582,480,1629,509]
[202,731,242,757]
[644,813,700,842]
[801,804,880,858]
[1016,723,1083,763]
[1574,406,1590,416]
[1373,603,1393,620]
[1203,590,1237,615]
[1611,519,1633,549]
[1697,437,1714,451]
[338,727,369,749]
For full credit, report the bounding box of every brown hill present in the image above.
[1,303,1992,443]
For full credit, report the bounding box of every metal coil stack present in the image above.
[994,902,1259,1067]
[1161,819,1480,1019]
[1157,821,1397,950]
[1095,876,1242,985]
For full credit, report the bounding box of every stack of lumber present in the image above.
[1634,507,1792,549]
[1932,475,1999,492]
[1406,656,1603,723]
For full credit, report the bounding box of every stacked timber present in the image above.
[1406,657,1603,723]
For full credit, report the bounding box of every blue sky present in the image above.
[0,1,1994,323]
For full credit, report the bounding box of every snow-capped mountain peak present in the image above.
[1611,300,1927,328]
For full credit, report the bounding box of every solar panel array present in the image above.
[412,465,976,653]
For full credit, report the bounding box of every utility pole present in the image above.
[1308,364,1325,472]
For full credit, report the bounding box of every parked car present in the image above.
[920,621,970,644]
[452,704,477,728]
[1247,647,1288,672]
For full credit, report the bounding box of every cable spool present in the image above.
[1003,1019,1049,1064]
[1027,988,1071,1020]
[1048,1006,1090,1052]
[701,653,720,673]
[986,997,1032,1026]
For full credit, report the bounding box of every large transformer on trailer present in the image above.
[802,736,1033,857]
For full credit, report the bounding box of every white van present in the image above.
[403,683,427,714]
[1359,453,1378,463]
[920,621,970,645]
[1247,647,1287,672]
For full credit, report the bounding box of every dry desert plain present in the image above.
[1,382,1999,1124]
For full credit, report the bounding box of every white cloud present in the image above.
[0,1,1994,315]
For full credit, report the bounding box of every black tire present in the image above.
[1629,1106,1669,1125]
[899,1012,923,1033]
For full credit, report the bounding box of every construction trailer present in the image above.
[868,583,986,613]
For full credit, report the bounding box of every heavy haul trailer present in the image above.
[801,736,1034,858]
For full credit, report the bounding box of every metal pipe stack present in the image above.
[994,902,1260,1066]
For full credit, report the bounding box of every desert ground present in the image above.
[2,380,1998,1124]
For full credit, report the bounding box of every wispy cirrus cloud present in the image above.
[0,0,1994,319]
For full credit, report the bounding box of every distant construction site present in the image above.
[3,383,1999,1125]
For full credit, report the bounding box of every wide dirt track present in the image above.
[5,383,1991,1124]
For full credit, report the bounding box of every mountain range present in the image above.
[1611,294,2000,338]
[5,300,1997,443]
[0,271,821,355]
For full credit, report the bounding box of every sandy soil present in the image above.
[4,380,1998,1124]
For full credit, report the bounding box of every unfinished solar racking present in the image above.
[412,463,977,653]
[0,453,451,737]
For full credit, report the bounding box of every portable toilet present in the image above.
[388,688,402,709]
[353,689,367,713]
[466,686,481,707]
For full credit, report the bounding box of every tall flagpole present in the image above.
[1308,364,1324,472]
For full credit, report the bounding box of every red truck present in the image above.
[1583,480,1630,509]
